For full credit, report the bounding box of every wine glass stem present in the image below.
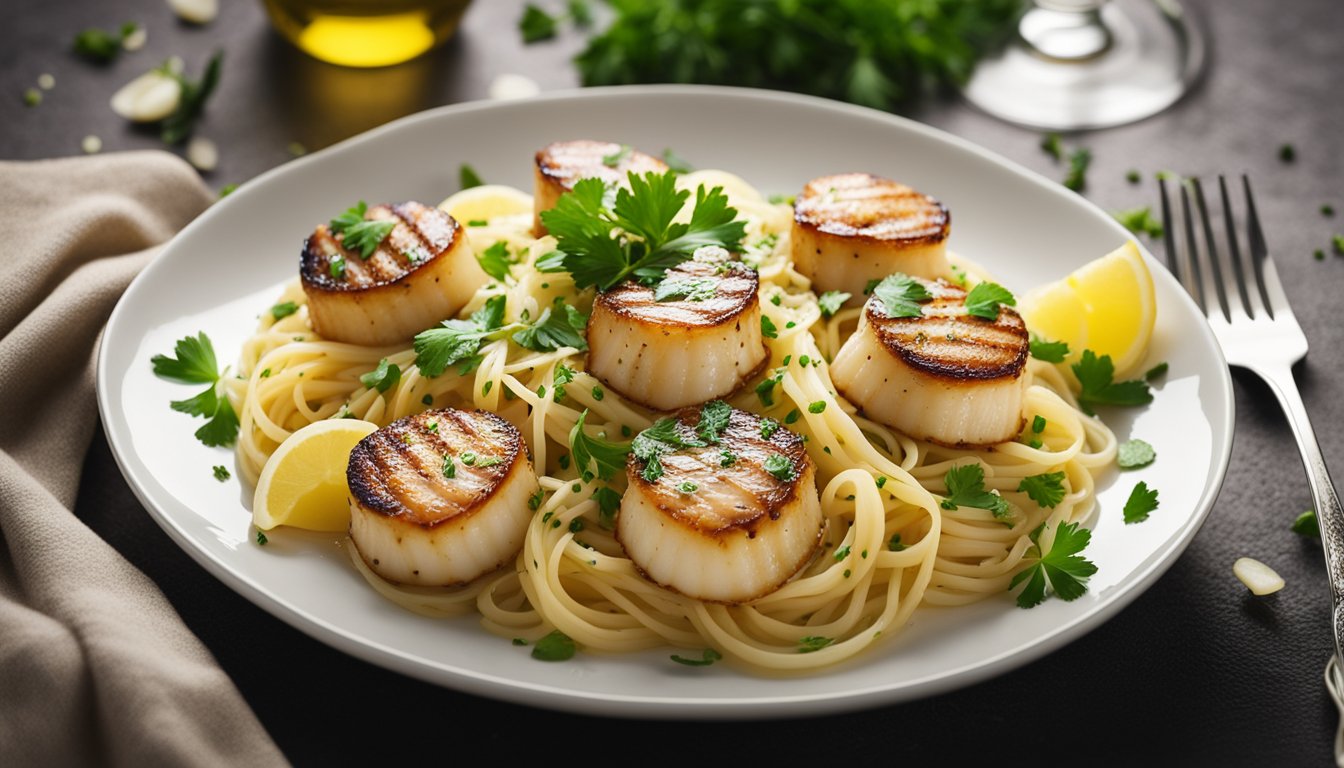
[1020,0,1113,62]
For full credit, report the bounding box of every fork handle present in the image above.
[1255,363,1344,656]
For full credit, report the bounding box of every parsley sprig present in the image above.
[963,281,1015,320]
[940,464,1010,519]
[1010,521,1098,608]
[151,332,239,447]
[330,201,396,259]
[570,410,632,482]
[1071,350,1153,415]
[413,296,588,377]
[1029,334,1069,363]
[872,273,932,318]
[537,170,747,291]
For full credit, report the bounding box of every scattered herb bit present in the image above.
[1293,509,1320,539]
[1018,471,1066,509]
[863,278,882,296]
[467,219,488,227]
[530,629,577,661]
[483,380,494,396]
[784,409,800,424]
[590,386,604,402]
[329,254,346,280]
[696,400,732,444]
[834,544,851,562]
[808,400,826,414]
[1123,481,1159,524]
[964,281,1016,320]
[568,518,585,533]
[512,638,528,646]
[1118,438,1157,469]
[759,418,779,439]
[661,147,692,174]
[1334,235,1344,256]
[768,193,795,206]
[1032,415,1047,434]
[718,449,736,468]
[593,486,621,528]
[571,410,632,482]
[158,50,223,145]
[255,530,268,545]
[73,22,140,63]
[519,3,560,42]
[512,300,589,353]
[1322,205,1335,218]
[1315,249,1326,261]
[1011,521,1097,607]
[677,481,698,494]
[632,417,703,482]
[654,276,717,302]
[151,332,239,447]
[212,465,230,481]
[478,241,513,282]
[798,636,834,654]
[763,453,795,481]
[460,163,484,189]
[1279,143,1295,163]
[1029,335,1070,363]
[287,141,307,157]
[1040,132,1063,161]
[872,273,932,318]
[671,648,722,666]
[1063,148,1091,192]
[528,488,545,510]
[1072,350,1153,415]
[761,315,779,339]
[940,463,1010,519]
[441,454,457,479]
[359,358,401,393]
[601,143,633,167]
[1144,362,1168,381]
[818,290,850,318]
[1126,169,1141,184]
[1113,206,1164,239]
[23,88,41,107]
[422,394,434,406]
[888,533,906,551]
[329,201,396,259]
[218,184,237,198]
[270,301,299,320]
[537,171,746,291]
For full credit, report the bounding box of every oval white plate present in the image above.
[97,85,1233,719]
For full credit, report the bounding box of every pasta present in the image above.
[225,167,1116,674]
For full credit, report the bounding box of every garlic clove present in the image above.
[1233,557,1285,596]
[187,136,218,172]
[110,70,182,123]
[168,0,218,24]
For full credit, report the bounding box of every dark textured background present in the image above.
[6,0,1344,764]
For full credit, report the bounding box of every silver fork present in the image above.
[1159,173,1344,717]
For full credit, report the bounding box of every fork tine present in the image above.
[1190,177,1232,322]
[1218,175,1258,318]
[1178,180,1209,314]
[1242,175,1288,319]
[1158,177,1181,282]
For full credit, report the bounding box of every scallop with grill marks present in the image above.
[532,140,667,235]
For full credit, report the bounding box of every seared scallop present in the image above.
[830,276,1029,447]
[347,408,539,586]
[792,173,951,305]
[301,201,487,347]
[533,140,667,235]
[616,404,824,604]
[585,246,769,412]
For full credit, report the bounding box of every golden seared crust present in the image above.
[347,409,525,528]
[300,201,462,294]
[622,406,812,536]
[591,256,760,330]
[794,172,949,247]
[865,279,1028,382]
[536,139,668,190]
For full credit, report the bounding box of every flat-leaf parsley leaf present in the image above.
[1071,349,1153,415]
[941,463,1010,519]
[1010,521,1097,608]
[151,332,239,447]
[1123,481,1159,524]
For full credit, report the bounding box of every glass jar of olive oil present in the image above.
[261,0,474,67]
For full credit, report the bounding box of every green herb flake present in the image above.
[422,394,434,406]
[1011,521,1097,607]
[601,143,633,167]
[655,276,718,302]
[528,488,545,511]
[808,400,827,414]
[1072,350,1153,415]
[459,163,485,189]
[1113,206,1165,239]
[1064,148,1092,192]
[1279,143,1296,163]
[964,281,1016,320]
[677,481,698,494]
[530,629,577,661]
[798,636,834,654]
[1293,509,1320,538]
[329,201,396,259]
[571,410,633,482]
[359,358,402,393]
[255,530,268,545]
[764,453,794,482]
[661,147,693,174]
[1032,415,1047,434]
[834,544,851,562]
[1040,132,1063,161]
[212,465,230,481]
[1029,335,1069,363]
[23,88,41,107]
[270,301,300,320]
[761,315,779,339]
[442,454,456,479]
[1123,481,1159,524]
[1017,471,1066,509]
[760,418,779,439]
[670,648,722,666]
[158,51,223,145]
[1126,169,1142,184]
[941,463,1010,519]
[817,290,851,318]
[888,533,906,551]
[1144,362,1169,381]
[478,241,513,282]
[784,409,800,425]
[872,273,933,318]
[1117,439,1157,469]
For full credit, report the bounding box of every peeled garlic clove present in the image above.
[168,0,218,24]
[110,70,182,123]
[1233,557,1285,595]
[187,136,218,171]
[489,73,540,101]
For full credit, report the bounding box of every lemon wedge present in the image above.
[252,418,379,532]
[1019,240,1156,377]
[437,184,533,224]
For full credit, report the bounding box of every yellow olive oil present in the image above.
[261,0,473,67]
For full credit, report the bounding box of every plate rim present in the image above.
[96,83,1235,719]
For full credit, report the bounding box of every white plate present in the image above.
[97,85,1233,719]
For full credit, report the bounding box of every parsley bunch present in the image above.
[569,0,1021,112]
[151,332,239,447]
[537,170,747,291]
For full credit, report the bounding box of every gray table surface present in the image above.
[6,0,1344,764]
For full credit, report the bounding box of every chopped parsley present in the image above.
[359,358,401,393]
[552,364,576,401]
[477,241,513,282]
[632,417,703,482]
[760,418,779,439]
[441,454,459,479]
[212,465,230,481]
[1113,206,1164,239]
[1293,509,1320,538]
[73,22,140,64]
[1011,521,1097,608]
[1017,471,1066,509]
[1029,335,1070,363]
[654,276,718,302]
[755,367,784,406]
[570,410,632,482]
[677,481,698,494]
[1144,362,1169,381]
[512,299,589,353]
[671,648,722,666]
[1123,481,1159,524]
[1126,169,1142,184]
[593,486,621,529]
[764,453,795,482]
[963,281,1015,320]
[887,533,906,551]
[808,400,827,414]
[761,315,779,338]
[798,636,834,653]
[530,629,577,661]
[601,143,633,167]
[329,201,396,259]
[1040,132,1063,162]
[1117,439,1156,469]
[269,301,299,320]
[537,170,746,291]
[1063,148,1092,192]
[1032,415,1047,434]
[661,147,693,174]
[872,273,932,318]
[151,332,239,447]
[329,254,346,280]
[528,488,545,511]
[818,290,850,318]
[1071,350,1153,415]
[1279,143,1296,163]
[940,464,1010,519]
[696,400,732,444]
[459,163,484,189]
[255,530,268,545]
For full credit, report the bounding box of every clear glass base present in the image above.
[961,0,1206,131]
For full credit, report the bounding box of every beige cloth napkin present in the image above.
[0,151,287,767]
